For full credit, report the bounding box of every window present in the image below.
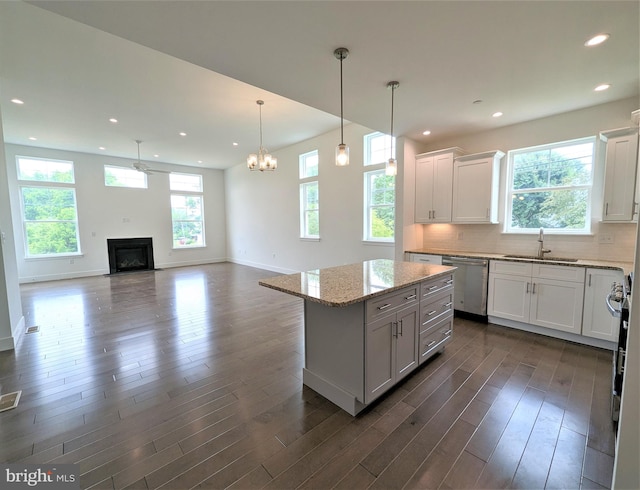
[299,150,319,238]
[364,132,394,166]
[505,137,595,234]
[364,169,395,241]
[17,156,80,257]
[104,165,147,188]
[170,173,205,248]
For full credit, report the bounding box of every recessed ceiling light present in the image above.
[492,112,503,118]
[11,98,24,105]
[179,132,187,136]
[153,154,160,158]
[422,130,431,136]
[99,146,106,150]
[28,136,37,141]
[197,160,203,164]
[233,142,239,147]
[109,118,118,123]
[594,84,611,92]
[585,33,610,47]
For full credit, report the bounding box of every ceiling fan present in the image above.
[131,140,170,175]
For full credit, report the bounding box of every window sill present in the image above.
[172,245,206,250]
[362,240,395,246]
[300,237,320,242]
[25,252,84,261]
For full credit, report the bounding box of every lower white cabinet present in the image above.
[582,267,622,341]
[365,303,419,403]
[488,260,585,335]
[406,253,442,265]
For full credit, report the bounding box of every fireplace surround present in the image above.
[107,237,155,274]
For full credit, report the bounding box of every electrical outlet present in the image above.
[457,232,464,240]
[599,233,614,244]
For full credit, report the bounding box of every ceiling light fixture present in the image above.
[28,136,37,141]
[109,118,118,123]
[595,83,611,92]
[334,47,350,166]
[179,132,187,136]
[585,33,610,47]
[385,81,399,176]
[492,111,503,118]
[247,100,277,172]
[422,130,431,136]
[11,98,24,105]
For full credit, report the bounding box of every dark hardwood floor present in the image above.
[0,263,616,489]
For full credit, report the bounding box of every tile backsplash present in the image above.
[420,222,637,263]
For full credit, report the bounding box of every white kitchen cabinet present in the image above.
[452,150,504,223]
[601,127,639,222]
[488,260,585,335]
[365,303,419,403]
[582,268,623,342]
[406,253,442,265]
[415,148,465,223]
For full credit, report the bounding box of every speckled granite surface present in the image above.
[259,259,455,307]
[405,249,634,275]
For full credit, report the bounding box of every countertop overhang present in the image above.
[259,259,456,307]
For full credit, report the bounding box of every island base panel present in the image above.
[302,368,366,416]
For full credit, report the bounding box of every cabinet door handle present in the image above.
[378,303,392,310]
[486,208,489,219]
[444,302,453,308]
[405,294,417,301]
[392,321,398,338]
[427,310,437,316]
[588,274,592,287]
[605,202,609,216]
[443,329,452,336]
[446,279,453,285]
[532,283,536,294]
[432,210,436,219]
[526,282,530,293]
[429,285,439,291]
[427,340,437,348]
[399,319,403,336]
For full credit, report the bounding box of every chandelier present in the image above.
[247,100,277,171]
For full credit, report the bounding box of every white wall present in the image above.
[225,123,395,274]
[0,111,24,351]
[5,144,227,282]
[406,97,640,262]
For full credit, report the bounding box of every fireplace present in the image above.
[107,237,155,274]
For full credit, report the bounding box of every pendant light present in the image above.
[334,47,349,166]
[247,100,277,172]
[385,81,399,176]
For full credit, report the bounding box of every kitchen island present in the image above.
[259,259,455,415]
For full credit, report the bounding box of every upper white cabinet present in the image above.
[452,150,504,223]
[415,148,465,223]
[601,127,639,222]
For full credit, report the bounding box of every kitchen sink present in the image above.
[503,254,579,262]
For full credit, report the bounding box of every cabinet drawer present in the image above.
[366,286,418,322]
[420,274,454,301]
[532,263,585,282]
[490,260,533,276]
[420,289,453,333]
[419,317,452,364]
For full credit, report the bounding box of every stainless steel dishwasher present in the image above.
[441,256,489,317]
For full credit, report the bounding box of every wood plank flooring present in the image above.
[0,263,616,489]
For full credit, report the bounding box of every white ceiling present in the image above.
[1,1,638,170]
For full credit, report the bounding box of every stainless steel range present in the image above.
[606,273,632,427]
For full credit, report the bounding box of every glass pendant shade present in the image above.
[385,157,397,176]
[336,143,349,167]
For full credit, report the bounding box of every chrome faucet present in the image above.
[537,228,551,259]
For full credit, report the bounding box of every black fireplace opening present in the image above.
[107,237,155,274]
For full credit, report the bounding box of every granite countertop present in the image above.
[406,248,634,275]
[259,259,455,307]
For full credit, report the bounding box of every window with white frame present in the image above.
[364,131,394,166]
[364,169,395,241]
[169,173,205,248]
[505,137,595,234]
[104,165,147,188]
[17,156,81,257]
[299,150,319,238]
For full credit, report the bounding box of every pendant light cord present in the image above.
[340,55,344,144]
